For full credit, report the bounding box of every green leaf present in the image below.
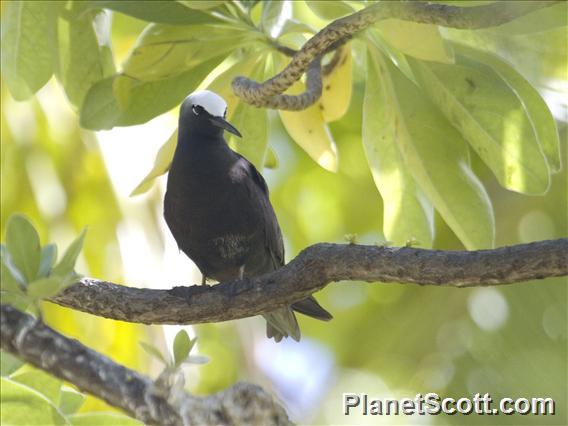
[112,58,222,123]
[10,366,63,404]
[78,77,120,130]
[428,1,496,5]
[207,54,262,120]
[264,147,279,169]
[278,19,316,37]
[93,1,219,25]
[0,291,31,312]
[0,280,26,300]
[486,2,568,35]
[410,55,550,194]
[59,386,85,415]
[0,1,56,100]
[183,355,209,365]
[139,342,168,365]
[130,130,177,196]
[0,254,31,310]
[173,330,194,367]
[376,20,454,64]
[367,44,495,249]
[261,0,285,35]
[1,352,24,377]
[363,51,434,247]
[369,30,416,83]
[5,214,41,283]
[452,43,561,173]
[121,23,251,82]
[179,1,226,10]
[1,377,68,425]
[27,277,65,299]
[70,412,141,426]
[80,56,223,130]
[38,244,57,279]
[305,1,353,20]
[229,64,270,169]
[444,25,567,82]
[1,243,27,293]
[51,228,86,278]
[55,3,115,108]
[1,248,26,290]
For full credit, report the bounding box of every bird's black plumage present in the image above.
[164,91,332,342]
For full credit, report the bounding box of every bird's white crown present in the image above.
[184,90,227,117]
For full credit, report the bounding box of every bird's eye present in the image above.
[224,108,227,118]
[192,105,204,116]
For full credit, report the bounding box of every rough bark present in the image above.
[0,305,291,426]
[49,240,568,325]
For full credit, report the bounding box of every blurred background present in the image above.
[1,2,566,425]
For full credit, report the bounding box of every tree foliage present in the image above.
[2,1,564,249]
[1,1,566,424]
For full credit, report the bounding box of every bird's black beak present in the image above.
[209,116,242,137]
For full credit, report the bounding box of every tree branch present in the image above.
[4,241,565,422]
[48,240,568,325]
[232,0,560,110]
[0,305,291,426]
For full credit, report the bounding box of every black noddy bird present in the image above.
[164,90,332,342]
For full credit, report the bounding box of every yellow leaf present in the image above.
[130,129,177,196]
[279,81,338,172]
[377,20,454,64]
[319,43,352,122]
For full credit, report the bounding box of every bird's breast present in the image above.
[164,166,261,250]
[210,233,253,260]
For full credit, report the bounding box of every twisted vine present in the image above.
[232,1,560,110]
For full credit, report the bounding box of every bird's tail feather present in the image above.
[263,307,300,342]
[292,296,333,321]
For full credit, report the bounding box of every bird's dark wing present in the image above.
[235,153,285,269]
[235,153,332,329]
